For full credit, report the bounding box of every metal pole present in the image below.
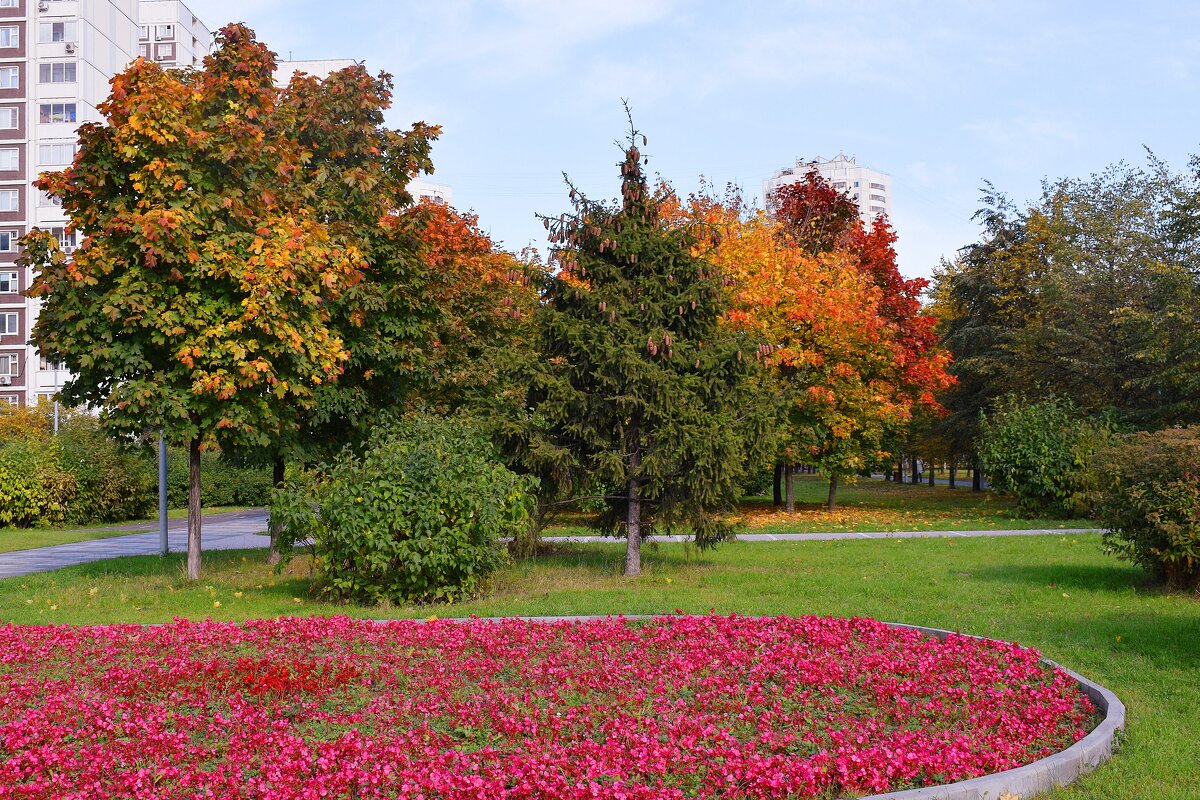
[53,400,59,434]
[159,434,168,555]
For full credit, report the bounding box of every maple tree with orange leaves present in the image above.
[669,179,952,510]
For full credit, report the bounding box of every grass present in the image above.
[545,475,1096,536]
[0,506,254,554]
[0,534,1195,799]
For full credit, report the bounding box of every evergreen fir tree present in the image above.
[537,117,762,576]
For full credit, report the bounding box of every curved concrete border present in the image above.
[411,614,1124,800]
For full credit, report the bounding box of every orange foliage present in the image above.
[664,185,952,475]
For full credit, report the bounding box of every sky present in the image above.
[186,0,1200,281]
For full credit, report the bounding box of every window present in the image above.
[871,194,886,202]
[38,190,61,207]
[0,189,18,211]
[154,43,176,62]
[870,205,885,214]
[0,354,16,376]
[870,182,886,190]
[0,271,16,293]
[50,226,74,250]
[39,142,74,164]
[155,24,174,40]
[0,148,16,170]
[0,395,18,406]
[39,103,75,123]
[39,22,76,43]
[0,26,18,48]
[139,26,150,41]
[138,43,150,59]
[0,1,18,8]
[39,62,76,83]
[0,312,17,335]
[0,67,17,89]
[0,230,16,251]
[0,106,16,129]
[853,181,860,187]
[39,356,65,371]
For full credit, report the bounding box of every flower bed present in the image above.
[0,615,1098,799]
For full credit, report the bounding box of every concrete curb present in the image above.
[402,614,1123,800]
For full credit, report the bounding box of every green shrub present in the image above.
[55,417,155,524]
[1096,427,1200,591]
[0,439,76,527]
[978,395,1105,516]
[166,448,273,508]
[273,414,534,605]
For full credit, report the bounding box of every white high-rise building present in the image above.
[764,152,891,222]
[137,0,211,69]
[0,0,210,408]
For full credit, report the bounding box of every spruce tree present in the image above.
[537,120,760,576]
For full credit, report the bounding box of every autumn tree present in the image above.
[25,25,361,579]
[536,124,761,576]
[275,66,441,464]
[755,174,952,508]
[768,168,860,256]
[934,159,1200,464]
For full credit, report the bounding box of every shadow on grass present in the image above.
[970,561,1153,593]
[515,540,720,575]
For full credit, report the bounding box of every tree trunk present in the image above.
[892,462,902,482]
[186,437,202,581]
[773,462,783,506]
[972,456,982,492]
[948,458,957,490]
[827,474,839,511]
[624,447,642,577]
[268,456,285,566]
[910,455,920,484]
[785,463,795,512]
[928,463,936,487]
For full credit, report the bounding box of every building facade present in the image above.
[764,152,891,222]
[0,0,209,407]
[137,0,209,69]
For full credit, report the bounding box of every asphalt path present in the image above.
[0,508,1100,580]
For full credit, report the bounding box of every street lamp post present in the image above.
[159,435,168,555]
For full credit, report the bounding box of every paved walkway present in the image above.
[0,507,1102,580]
[0,510,272,580]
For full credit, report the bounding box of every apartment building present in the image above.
[0,0,209,407]
[764,152,891,222]
[138,0,209,69]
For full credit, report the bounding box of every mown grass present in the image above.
[546,475,1096,536]
[0,533,1194,799]
[0,506,254,554]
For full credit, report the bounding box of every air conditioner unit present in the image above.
[65,43,77,54]
[38,1,49,11]
[0,376,11,386]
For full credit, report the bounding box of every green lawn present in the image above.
[545,475,1096,536]
[0,534,1193,798]
[0,506,254,554]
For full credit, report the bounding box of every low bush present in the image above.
[978,395,1105,517]
[0,405,155,527]
[0,438,75,527]
[1096,426,1200,591]
[273,414,534,605]
[55,417,155,524]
